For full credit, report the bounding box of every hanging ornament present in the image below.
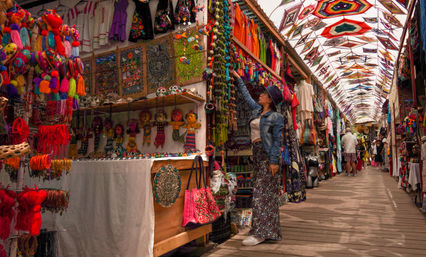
[183,111,201,152]
[139,110,152,146]
[103,118,115,156]
[154,110,168,149]
[126,119,140,154]
[170,109,186,143]
[113,124,126,157]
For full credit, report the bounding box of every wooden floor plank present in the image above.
[203,167,426,257]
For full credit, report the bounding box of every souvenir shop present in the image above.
[0,0,328,256]
[387,0,426,212]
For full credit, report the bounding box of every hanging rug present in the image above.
[153,164,181,208]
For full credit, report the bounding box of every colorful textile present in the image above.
[109,0,128,41]
[249,142,282,240]
[154,0,175,34]
[184,132,196,152]
[284,109,307,203]
[129,0,154,41]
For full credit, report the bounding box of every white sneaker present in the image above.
[242,235,265,246]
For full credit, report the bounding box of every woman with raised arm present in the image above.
[231,70,284,246]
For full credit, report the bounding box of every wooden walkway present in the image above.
[203,167,426,257]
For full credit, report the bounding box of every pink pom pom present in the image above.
[11,30,23,50]
[60,77,69,93]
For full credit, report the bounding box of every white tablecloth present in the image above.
[408,162,421,191]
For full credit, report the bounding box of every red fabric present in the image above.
[0,189,16,240]
[269,40,277,70]
[291,94,300,131]
[15,187,47,236]
[233,3,243,42]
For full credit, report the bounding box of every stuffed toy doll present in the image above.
[153,110,168,148]
[91,116,103,153]
[139,110,152,146]
[169,109,185,143]
[113,124,126,157]
[183,111,201,152]
[103,118,114,156]
[126,119,140,154]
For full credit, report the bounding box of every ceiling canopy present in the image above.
[260,0,409,124]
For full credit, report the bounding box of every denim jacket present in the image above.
[236,78,284,164]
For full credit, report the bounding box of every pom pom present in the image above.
[1,71,10,85]
[51,70,59,77]
[71,41,80,47]
[55,35,65,56]
[3,27,11,33]
[33,77,42,95]
[39,80,51,94]
[6,83,18,97]
[68,77,76,97]
[50,77,58,92]
[59,77,69,93]
[10,80,18,87]
[10,29,23,50]
[16,75,25,87]
[76,75,85,96]
[40,30,48,36]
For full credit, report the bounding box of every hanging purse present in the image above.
[182,157,199,227]
[193,155,221,224]
[182,156,221,227]
[302,119,316,145]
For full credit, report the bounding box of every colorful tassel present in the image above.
[50,71,59,93]
[10,24,23,50]
[71,41,79,57]
[59,77,69,93]
[2,27,11,45]
[68,77,76,97]
[39,80,51,94]
[47,31,55,48]
[76,75,85,96]
[72,97,78,109]
[33,77,41,95]
[19,27,30,49]
[54,35,65,56]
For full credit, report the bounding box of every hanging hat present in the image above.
[153,164,181,208]
[265,85,283,107]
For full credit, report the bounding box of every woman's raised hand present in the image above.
[231,70,240,79]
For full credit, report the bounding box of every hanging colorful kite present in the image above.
[313,0,373,19]
[321,18,372,39]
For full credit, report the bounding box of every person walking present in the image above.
[341,127,358,176]
[375,139,384,167]
[232,70,284,246]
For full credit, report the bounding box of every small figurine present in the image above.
[139,110,152,146]
[126,119,140,154]
[169,109,185,144]
[153,110,168,148]
[183,111,201,152]
[113,124,126,157]
[169,85,182,94]
[103,118,114,156]
[156,87,168,97]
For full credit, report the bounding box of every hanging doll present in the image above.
[126,119,140,154]
[183,111,201,152]
[169,109,186,143]
[153,110,168,148]
[113,124,126,157]
[139,110,152,146]
[77,125,92,157]
[103,118,114,156]
[91,116,103,153]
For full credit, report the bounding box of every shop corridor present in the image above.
[203,167,426,257]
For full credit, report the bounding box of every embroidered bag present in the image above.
[182,158,199,226]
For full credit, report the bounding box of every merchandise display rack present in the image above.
[77,92,205,113]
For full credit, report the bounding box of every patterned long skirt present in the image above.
[249,142,282,240]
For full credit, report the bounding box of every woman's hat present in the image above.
[265,85,283,107]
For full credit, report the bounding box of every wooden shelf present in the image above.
[237,187,253,190]
[232,36,283,82]
[76,92,205,113]
[216,149,253,157]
